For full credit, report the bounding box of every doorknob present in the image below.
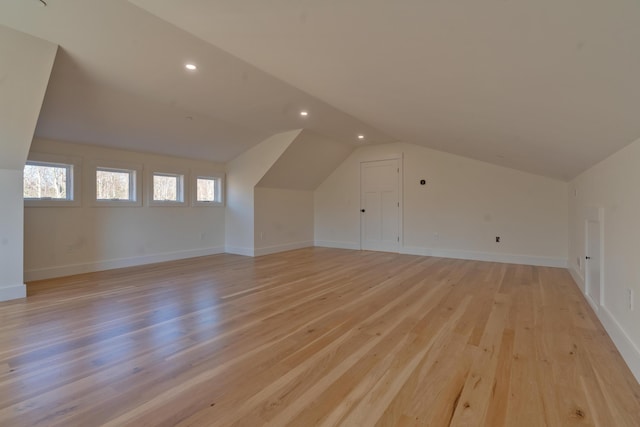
[361,209,365,213]
[586,256,591,260]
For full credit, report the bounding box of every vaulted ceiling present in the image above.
[3,0,640,180]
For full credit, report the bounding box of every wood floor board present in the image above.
[0,248,638,426]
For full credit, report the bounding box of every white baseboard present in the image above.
[399,246,427,256]
[254,241,314,257]
[569,264,585,292]
[24,246,225,282]
[313,242,566,268]
[0,283,26,302]
[224,246,254,257]
[568,266,640,383]
[598,306,640,383]
[401,246,567,268]
[314,240,360,251]
[315,240,567,268]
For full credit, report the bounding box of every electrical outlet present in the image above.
[629,288,634,311]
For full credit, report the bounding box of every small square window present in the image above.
[24,162,72,200]
[152,172,184,203]
[24,153,81,207]
[96,167,135,201]
[89,161,141,207]
[194,176,223,206]
[197,177,217,202]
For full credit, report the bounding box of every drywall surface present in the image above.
[254,188,314,255]
[24,138,226,281]
[315,142,568,266]
[0,25,57,169]
[0,25,57,300]
[569,137,640,382]
[257,130,353,190]
[225,129,301,255]
[0,170,27,300]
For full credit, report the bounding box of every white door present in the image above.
[360,159,400,252]
[586,219,601,307]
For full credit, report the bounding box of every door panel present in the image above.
[361,159,399,252]
[364,191,381,241]
[586,219,601,306]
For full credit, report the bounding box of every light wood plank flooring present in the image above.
[1,248,639,426]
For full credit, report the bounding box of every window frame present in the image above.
[24,152,82,208]
[191,171,224,207]
[147,168,187,207]
[90,160,142,207]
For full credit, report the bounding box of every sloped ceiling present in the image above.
[0,1,392,163]
[257,130,354,191]
[2,1,640,179]
[130,0,640,180]
[0,25,57,169]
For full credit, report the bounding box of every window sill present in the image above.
[192,201,224,207]
[91,199,142,207]
[25,199,81,208]
[148,201,187,207]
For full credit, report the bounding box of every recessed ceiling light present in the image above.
[185,63,197,71]
[358,135,365,140]
[300,111,308,117]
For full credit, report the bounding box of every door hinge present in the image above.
[397,202,399,207]
[397,236,400,242]
[397,168,399,173]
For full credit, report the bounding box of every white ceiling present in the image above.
[0,0,391,162]
[3,0,640,179]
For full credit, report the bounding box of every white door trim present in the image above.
[359,155,404,252]
[584,206,605,311]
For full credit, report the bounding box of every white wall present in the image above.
[254,188,314,256]
[0,170,28,300]
[0,25,57,170]
[225,129,301,255]
[0,25,57,300]
[250,130,349,257]
[569,137,640,382]
[315,142,568,266]
[257,130,354,190]
[24,139,226,281]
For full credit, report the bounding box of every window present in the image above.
[24,162,71,200]
[96,167,135,201]
[196,177,216,202]
[91,161,142,207]
[192,173,224,206]
[146,168,187,206]
[24,153,82,207]
[152,172,184,204]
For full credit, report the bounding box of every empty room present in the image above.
[1,1,640,426]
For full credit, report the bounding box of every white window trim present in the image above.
[147,167,188,207]
[90,160,143,207]
[24,152,82,208]
[191,170,225,207]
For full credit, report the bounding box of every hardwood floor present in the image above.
[1,248,639,426]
